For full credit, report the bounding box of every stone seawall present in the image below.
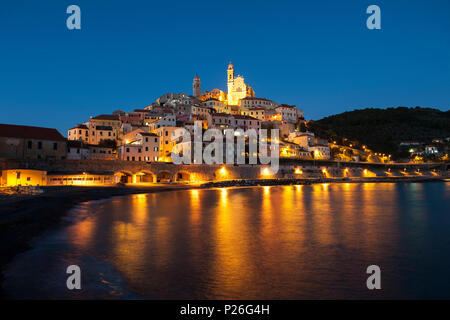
[0,158,447,183]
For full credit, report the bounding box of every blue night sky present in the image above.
[1,0,449,135]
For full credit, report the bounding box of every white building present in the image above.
[202,98,230,114]
[288,131,315,148]
[66,140,115,160]
[206,113,232,129]
[67,124,89,144]
[192,105,213,118]
[241,108,267,121]
[145,113,176,130]
[118,132,159,162]
[155,126,184,161]
[308,145,331,160]
[230,115,261,131]
[240,97,277,110]
[89,145,115,160]
[275,104,302,123]
[69,115,121,146]
[67,140,90,160]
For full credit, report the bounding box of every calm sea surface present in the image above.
[3,182,450,299]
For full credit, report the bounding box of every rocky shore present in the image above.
[200,175,446,188]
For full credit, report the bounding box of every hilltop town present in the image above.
[0,62,329,164]
[65,62,324,163]
[0,63,448,187]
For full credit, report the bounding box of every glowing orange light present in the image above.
[261,168,271,176]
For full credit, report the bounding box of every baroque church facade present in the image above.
[193,62,255,106]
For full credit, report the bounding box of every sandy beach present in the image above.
[0,175,447,297]
[0,183,199,297]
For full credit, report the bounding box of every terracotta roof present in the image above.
[194,105,211,109]
[212,113,231,117]
[0,123,66,141]
[68,140,114,149]
[233,115,259,121]
[277,104,296,109]
[68,140,89,148]
[241,97,272,102]
[91,114,120,121]
[69,124,88,130]
[95,126,113,131]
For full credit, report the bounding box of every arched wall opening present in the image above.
[134,171,156,183]
[156,171,173,183]
[174,171,191,182]
[115,171,133,184]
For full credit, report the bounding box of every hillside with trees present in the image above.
[307,107,450,158]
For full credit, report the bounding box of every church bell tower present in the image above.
[193,74,201,98]
[227,61,234,96]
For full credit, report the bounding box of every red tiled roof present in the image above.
[68,140,89,148]
[69,124,88,130]
[233,115,259,121]
[277,104,296,109]
[241,97,272,102]
[139,132,158,137]
[0,123,66,141]
[91,114,120,121]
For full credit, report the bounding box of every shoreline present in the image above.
[0,184,197,298]
[0,175,447,297]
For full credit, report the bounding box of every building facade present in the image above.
[0,124,67,160]
[227,62,255,105]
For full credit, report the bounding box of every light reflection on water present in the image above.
[3,182,450,299]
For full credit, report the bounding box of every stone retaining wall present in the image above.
[0,158,447,183]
